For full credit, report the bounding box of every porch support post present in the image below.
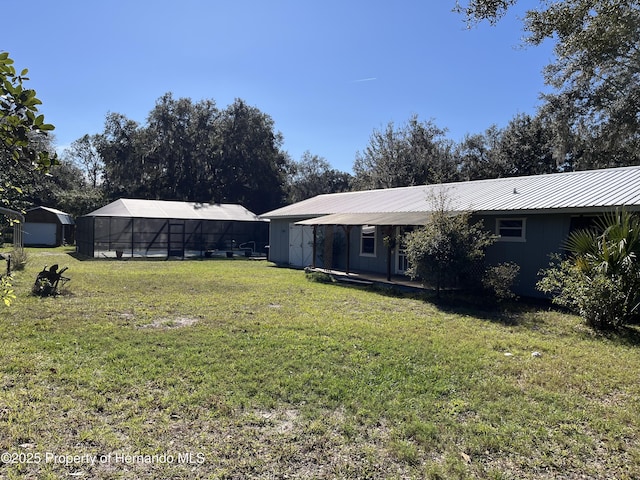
[384,226,393,281]
[312,225,317,268]
[386,233,392,282]
[341,225,352,275]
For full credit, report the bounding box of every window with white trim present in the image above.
[360,225,376,256]
[496,218,526,242]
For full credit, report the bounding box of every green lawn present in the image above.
[0,247,639,479]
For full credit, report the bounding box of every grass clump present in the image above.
[0,247,639,479]
[304,269,335,284]
[7,248,28,272]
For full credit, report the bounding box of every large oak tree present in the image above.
[95,94,288,214]
[352,115,456,190]
[287,151,352,203]
[456,0,640,169]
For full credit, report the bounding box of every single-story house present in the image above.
[76,198,269,259]
[261,165,640,297]
[23,206,75,246]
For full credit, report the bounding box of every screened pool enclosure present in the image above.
[76,199,268,259]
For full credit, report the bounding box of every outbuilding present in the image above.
[261,166,640,297]
[23,207,75,247]
[76,198,269,259]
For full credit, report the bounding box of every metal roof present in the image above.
[27,206,75,225]
[84,199,267,222]
[296,212,432,226]
[263,166,640,220]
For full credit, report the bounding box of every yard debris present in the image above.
[32,264,70,296]
[532,351,542,357]
[504,352,514,357]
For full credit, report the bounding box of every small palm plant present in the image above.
[566,210,640,277]
[538,209,640,329]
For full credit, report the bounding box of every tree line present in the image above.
[2,0,639,218]
[7,93,639,220]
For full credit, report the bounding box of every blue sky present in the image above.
[5,1,554,173]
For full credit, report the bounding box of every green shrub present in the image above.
[404,209,494,297]
[483,262,520,302]
[305,270,334,284]
[537,210,640,329]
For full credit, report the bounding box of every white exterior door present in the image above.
[289,224,314,267]
[395,226,413,274]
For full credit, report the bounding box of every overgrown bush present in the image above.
[483,262,520,302]
[537,256,637,329]
[537,210,640,329]
[404,208,494,297]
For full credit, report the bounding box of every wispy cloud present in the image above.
[352,77,377,83]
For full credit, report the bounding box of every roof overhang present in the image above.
[295,212,432,226]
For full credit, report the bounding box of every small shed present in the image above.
[75,198,269,259]
[23,207,75,247]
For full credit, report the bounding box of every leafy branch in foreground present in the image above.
[1,51,56,307]
[1,275,16,306]
[0,51,56,171]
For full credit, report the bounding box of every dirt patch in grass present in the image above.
[207,406,397,479]
[138,316,199,329]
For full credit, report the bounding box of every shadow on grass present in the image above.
[424,291,537,325]
[304,269,524,323]
[303,271,640,345]
[408,289,640,346]
[578,323,640,347]
[67,250,92,261]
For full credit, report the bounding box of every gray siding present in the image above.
[268,214,580,298]
[347,225,388,273]
[481,213,572,297]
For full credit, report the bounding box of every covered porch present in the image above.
[296,211,432,282]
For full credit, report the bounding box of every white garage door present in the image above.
[24,222,56,246]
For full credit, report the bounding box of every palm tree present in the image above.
[562,209,640,327]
